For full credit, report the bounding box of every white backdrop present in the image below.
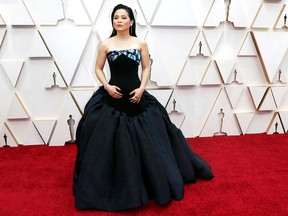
[0,0,288,146]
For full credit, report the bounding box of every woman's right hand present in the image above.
[105,84,122,99]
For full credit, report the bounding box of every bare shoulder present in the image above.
[98,38,114,53]
[134,37,148,51]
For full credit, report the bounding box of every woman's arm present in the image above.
[95,43,109,87]
[95,42,122,98]
[139,40,151,90]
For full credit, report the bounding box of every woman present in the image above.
[73,4,214,212]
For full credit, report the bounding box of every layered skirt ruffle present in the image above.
[73,87,214,211]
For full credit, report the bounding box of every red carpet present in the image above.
[0,133,288,216]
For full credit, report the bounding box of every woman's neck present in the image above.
[115,31,131,39]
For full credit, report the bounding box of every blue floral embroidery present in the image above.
[107,49,141,64]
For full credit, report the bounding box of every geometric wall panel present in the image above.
[0,28,38,60]
[248,86,268,110]
[258,87,277,111]
[278,111,288,132]
[180,116,197,139]
[271,86,288,109]
[233,88,255,113]
[91,0,116,40]
[0,14,6,26]
[152,0,199,26]
[147,40,173,86]
[130,1,148,26]
[0,0,34,26]
[201,60,223,85]
[177,58,210,86]
[215,59,235,84]
[237,57,267,86]
[274,47,288,84]
[49,93,81,146]
[82,0,105,24]
[71,62,95,87]
[200,88,240,137]
[252,3,283,29]
[166,89,186,129]
[6,93,30,120]
[24,0,64,25]
[146,28,198,86]
[0,28,6,47]
[0,60,24,87]
[166,91,185,114]
[146,89,173,108]
[266,112,285,135]
[138,0,160,24]
[189,31,211,57]
[229,0,261,28]
[170,86,222,138]
[278,88,288,111]
[274,4,288,29]
[40,27,91,85]
[203,0,225,27]
[246,111,275,134]
[66,0,91,26]
[226,67,245,85]
[70,90,95,114]
[32,119,57,145]
[168,112,186,130]
[225,86,245,109]
[5,120,44,146]
[272,68,287,84]
[252,31,288,83]
[213,29,248,60]
[203,29,223,55]
[235,112,254,135]
[0,123,18,147]
[44,62,67,88]
[29,30,51,58]
[238,31,257,56]
[80,30,101,83]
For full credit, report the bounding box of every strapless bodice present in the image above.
[106,49,145,116]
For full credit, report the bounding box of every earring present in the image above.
[130,26,132,35]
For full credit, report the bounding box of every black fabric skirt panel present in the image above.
[73,87,214,211]
[154,99,213,181]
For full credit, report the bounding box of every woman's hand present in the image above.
[106,84,122,99]
[130,88,144,103]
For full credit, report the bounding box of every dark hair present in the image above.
[110,4,137,37]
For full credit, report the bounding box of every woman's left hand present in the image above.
[130,88,144,103]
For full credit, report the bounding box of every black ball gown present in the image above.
[73,48,214,211]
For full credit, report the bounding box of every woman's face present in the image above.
[113,9,132,32]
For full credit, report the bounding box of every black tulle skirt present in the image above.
[73,87,214,211]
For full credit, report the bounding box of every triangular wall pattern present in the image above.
[6,93,30,119]
[0,60,24,87]
[0,123,18,147]
[201,60,223,85]
[238,31,257,56]
[40,27,91,85]
[70,90,95,114]
[189,31,211,57]
[266,112,285,134]
[0,28,6,47]
[235,112,254,135]
[200,88,240,137]
[33,120,57,145]
[29,30,51,58]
